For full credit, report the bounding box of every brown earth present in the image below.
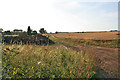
[46,31,119,78]
[64,44,118,78]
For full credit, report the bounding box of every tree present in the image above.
[55,31,58,34]
[39,28,47,34]
[5,30,11,35]
[44,30,47,34]
[0,28,3,32]
[32,30,37,35]
[27,26,32,35]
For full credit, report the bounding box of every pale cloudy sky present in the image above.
[0,0,119,33]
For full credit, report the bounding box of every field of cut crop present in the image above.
[46,31,119,48]
[50,31,119,40]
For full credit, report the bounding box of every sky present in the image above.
[0,0,119,33]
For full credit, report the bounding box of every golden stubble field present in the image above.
[50,31,119,40]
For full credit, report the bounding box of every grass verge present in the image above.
[2,44,96,78]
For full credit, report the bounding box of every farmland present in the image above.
[2,31,119,78]
[43,31,119,78]
[50,31,119,40]
[0,1,119,79]
[47,31,119,48]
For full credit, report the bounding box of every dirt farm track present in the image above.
[46,31,120,78]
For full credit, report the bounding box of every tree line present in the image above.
[1,26,47,35]
[27,26,47,35]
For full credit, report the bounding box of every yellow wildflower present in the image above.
[70,71,72,74]
[32,67,34,69]
[13,71,15,75]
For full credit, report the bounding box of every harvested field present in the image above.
[45,31,119,48]
[43,31,119,78]
[50,31,119,40]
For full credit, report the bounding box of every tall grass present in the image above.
[2,44,96,78]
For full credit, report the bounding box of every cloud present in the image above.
[77,0,119,2]
[100,12,118,18]
[56,1,84,10]
[0,0,118,32]
[0,0,57,31]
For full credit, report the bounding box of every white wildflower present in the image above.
[38,61,41,64]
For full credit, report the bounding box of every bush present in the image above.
[39,28,47,34]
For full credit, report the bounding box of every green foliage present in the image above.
[84,40,119,48]
[56,37,119,48]
[0,28,3,32]
[2,44,96,78]
[55,31,58,34]
[39,28,47,34]
[27,26,32,35]
[4,30,11,35]
[32,31,37,35]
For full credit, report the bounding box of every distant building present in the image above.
[13,29,23,33]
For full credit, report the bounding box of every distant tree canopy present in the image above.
[13,29,23,32]
[32,30,37,35]
[4,30,11,35]
[27,26,32,35]
[39,28,47,34]
[0,28,3,32]
[55,31,58,34]
[26,26,38,35]
[110,30,118,32]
